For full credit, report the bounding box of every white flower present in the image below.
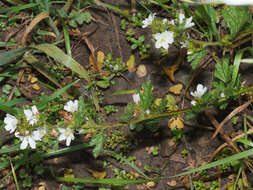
[168,19,175,25]
[223,0,253,5]
[64,100,78,113]
[220,92,225,98]
[114,65,119,71]
[191,100,197,106]
[4,114,18,133]
[58,128,75,146]
[154,31,174,49]
[132,93,140,104]
[15,130,43,150]
[162,18,168,24]
[24,105,39,126]
[190,84,207,98]
[142,13,155,28]
[146,109,150,114]
[179,13,194,29]
[180,40,189,48]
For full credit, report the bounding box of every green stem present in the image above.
[189,39,223,46]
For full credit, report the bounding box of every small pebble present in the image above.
[136,64,147,78]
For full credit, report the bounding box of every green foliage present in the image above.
[140,80,153,112]
[104,105,118,115]
[120,19,129,30]
[194,180,219,190]
[69,10,91,28]
[187,49,208,69]
[222,6,251,39]
[171,128,184,142]
[150,146,159,156]
[214,56,233,84]
[120,103,135,123]
[89,132,105,158]
[194,5,219,40]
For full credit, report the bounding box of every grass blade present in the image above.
[172,148,253,178]
[56,177,153,186]
[0,3,39,13]
[23,51,62,88]
[31,43,89,81]
[36,79,79,110]
[0,48,26,66]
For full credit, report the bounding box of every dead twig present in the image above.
[211,100,253,139]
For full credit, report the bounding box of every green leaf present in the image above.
[0,48,26,66]
[23,52,62,88]
[222,6,251,38]
[232,47,253,87]
[140,80,153,111]
[31,44,89,81]
[106,150,148,178]
[96,80,110,88]
[194,5,219,40]
[214,56,231,83]
[187,49,208,69]
[120,103,135,123]
[89,133,105,158]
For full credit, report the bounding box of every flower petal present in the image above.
[28,136,36,149]
[20,137,28,150]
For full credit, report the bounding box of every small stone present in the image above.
[146,181,156,188]
[167,180,177,187]
[136,64,147,78]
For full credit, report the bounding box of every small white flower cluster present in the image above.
[141,12,194,50]
[4,105,44,150]
[132,93,150,115]
[190,84,207,106]
[3,100,80,150]
[58,100,78,146]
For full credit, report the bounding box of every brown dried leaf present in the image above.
[169,117,184,129]
[22,11,50,46]
[87,168,106,179]
[169,84,183,95]
[163,64,179,82]
[126,55,136,72]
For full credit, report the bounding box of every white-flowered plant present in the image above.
[190,84,207,98]
[178,13,195,29]
[132,93,140,104]
[15,130,44,150]
[24,105,39,126]
[191,100,197,106]
[142,13,155,28]
[64,100,79,113]
[58,128,75,146]
[154,31,174,49]
[181,0,253,6]
[4,114,18,133]
[220,92,225,98]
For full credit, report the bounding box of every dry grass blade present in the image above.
[211,100,253,139]
[21,11,50,46]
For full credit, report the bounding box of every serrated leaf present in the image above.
[222,6,251,38]
[120,103,134,123]
[140,80,153,111]
[214,57,231,83]
[187,49,208,69]
[89,133,105,158]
